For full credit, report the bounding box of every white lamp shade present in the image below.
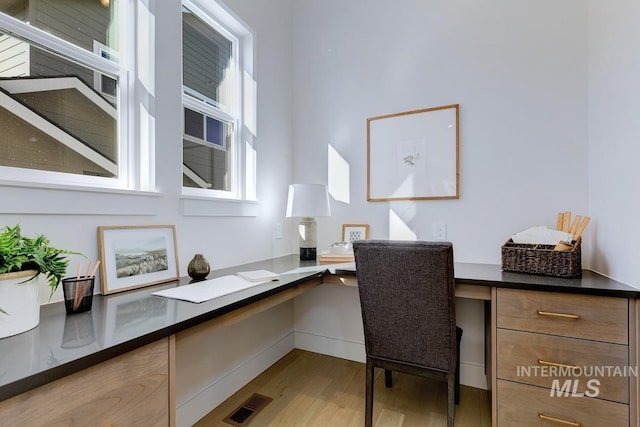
[285,183,331,218]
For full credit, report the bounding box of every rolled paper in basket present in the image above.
[554,240,573,252]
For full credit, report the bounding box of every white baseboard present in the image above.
[294,331,488,390]
[295,330,366,362]
[176,332,295,427]
[460,362,488,390]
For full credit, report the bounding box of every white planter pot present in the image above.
[0,270,41,339]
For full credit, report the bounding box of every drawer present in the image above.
[497,328,629,403]
[497,288,628,344]
[0,339,170,426]
[498,379,629,427]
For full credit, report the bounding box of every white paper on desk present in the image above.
[237,269,279,282]
[151,275,268,303]
[281,263,356,276]
[281,265,329,275]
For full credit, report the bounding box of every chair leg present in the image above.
[455,326,463,404]
[365,360,375,427]
[447,373,455,427]
[384,369,393,388]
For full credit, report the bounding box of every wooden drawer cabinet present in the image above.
[0,338,172,426]
[497,328,629,403]
[498,379,629,427]
[497,288,628,344]
[496,288,631,426]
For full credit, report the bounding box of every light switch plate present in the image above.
[434,223,447,241]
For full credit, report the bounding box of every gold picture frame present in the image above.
[97,225,179,295]
[367,104,459,201]
[342,224,370,243]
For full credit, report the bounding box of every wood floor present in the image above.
[195,349,491,427]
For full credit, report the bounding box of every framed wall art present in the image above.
[366,104,459,201]
[97,225,179,295]
[342,224,370,243]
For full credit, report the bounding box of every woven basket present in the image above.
[501,238,582,278]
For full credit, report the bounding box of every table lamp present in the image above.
[286,183,331,260]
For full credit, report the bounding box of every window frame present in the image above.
[0,3,135,190]
[181,0,248,201]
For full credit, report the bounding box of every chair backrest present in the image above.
[353,240,456,372]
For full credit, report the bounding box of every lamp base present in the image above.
[299,247,317,260]
[298,217,318,260]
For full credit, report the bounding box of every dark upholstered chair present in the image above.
[353,240,461,427]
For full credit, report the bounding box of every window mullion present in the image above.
[183,94,235,123]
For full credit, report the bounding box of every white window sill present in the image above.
[0,181,259,217]
[0,180,162,216]
[180,196,259,217]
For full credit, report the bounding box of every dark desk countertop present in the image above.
[0,255,320,401]
[1,255,638,401]
[454,263,640,298]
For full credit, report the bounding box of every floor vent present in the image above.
[223,393,273,426]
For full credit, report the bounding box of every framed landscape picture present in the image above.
[97,225,179,295]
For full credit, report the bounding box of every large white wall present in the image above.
[292,0,589,260]
[587,0,640,288]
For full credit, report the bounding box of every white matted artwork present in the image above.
[97,225,179,295]
[342,224,370,243]
[367,104,459,201]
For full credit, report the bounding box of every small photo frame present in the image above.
[97,225,179,295]
[342,224,370,243]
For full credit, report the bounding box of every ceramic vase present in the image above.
[187,254,210,280]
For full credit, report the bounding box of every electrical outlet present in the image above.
[275,222,283,240]
[434,223,447,241]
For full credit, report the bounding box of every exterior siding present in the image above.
[183,14,231,106]
[1,0,112,81]
[33,0,110,52]
[31,0,111,83]
[16,89,116,162]
[0,33,29,77]
[0,107,112,177]
[183,140,228,191]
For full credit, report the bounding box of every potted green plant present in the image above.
[0,225,79,338]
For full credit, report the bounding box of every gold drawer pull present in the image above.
[538,412,580,426]
[538,359,578,370]
[537,310,580,320]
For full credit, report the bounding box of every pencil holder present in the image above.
[62,276,95,314]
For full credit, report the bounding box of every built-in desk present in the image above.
[1,255,639,426]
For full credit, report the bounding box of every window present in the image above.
[0,0,130,188]
[182,1,254,199]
